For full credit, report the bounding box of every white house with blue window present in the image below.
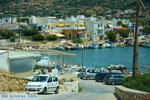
[85,17,104,41]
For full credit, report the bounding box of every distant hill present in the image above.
[0,0,149,17]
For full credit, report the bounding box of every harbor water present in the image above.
[63,46,150,73]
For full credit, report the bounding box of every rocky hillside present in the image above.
[0,0,149,17]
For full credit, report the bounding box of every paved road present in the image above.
[38,79,117,100]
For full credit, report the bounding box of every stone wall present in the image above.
[0,73,29,91]
[115,86,150,100]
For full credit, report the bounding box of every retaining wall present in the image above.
[115,86,150,100]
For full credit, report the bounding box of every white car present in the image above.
[26,74,59,94]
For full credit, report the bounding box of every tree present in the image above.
[117,21,122,26]
[32,34,44,41]
[23,29,39,36]
[143,27,150,35]
[106,30,117,42]
[0,30,16,39]
[72,38,83,43]
[46,34,57,41]
[120,29,129,38]
[122,24,128,28]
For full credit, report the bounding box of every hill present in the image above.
[0,0,150,17]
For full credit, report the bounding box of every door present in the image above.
[52,76,58,89]
[47,77,55,92]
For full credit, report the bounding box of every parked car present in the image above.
[26,74,59,94]
[109,70,122,74]
[95,72,109,82]
[79,68,98,80]
[104,74,125,85]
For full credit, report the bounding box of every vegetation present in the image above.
[78,85,83,93]
[122,73,150,93]
[120,29,129,38]
[46,34,57,41]
[72,38,83,43]
[34,65,42,70]
[117,21,122,26]
[23,29,39,36]
[106,30,117,42]
[0,30,16,39]
[122,24,128,28]
[32,34,44,41]
[1,0,150,17]
[142,27,150,35]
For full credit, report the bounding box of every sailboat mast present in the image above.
[132,0,140,79]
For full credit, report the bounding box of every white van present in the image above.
[26,74,59,94]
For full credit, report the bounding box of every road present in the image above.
[38,79,117,100]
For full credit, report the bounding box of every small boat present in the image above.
[99,44,105,49]
[103,43,116,48]
[55,46,64,50]
[36,56,54,66]
[142,43,150,48]
[76,45,84,50]
[89,43,99,49]
[103,43,111,48]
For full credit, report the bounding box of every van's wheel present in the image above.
[80,77,83,79]
[86,76,90,80]
[55,87,59,94]
[112,81,115,85]
[42,87,47,94]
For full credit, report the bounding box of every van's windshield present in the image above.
[31,76,48,82]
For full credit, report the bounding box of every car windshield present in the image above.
[31,76,48,82]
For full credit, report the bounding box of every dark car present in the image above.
[104,74,125,85]
[95,72,109,82]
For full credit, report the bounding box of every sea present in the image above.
[61,46,150,73]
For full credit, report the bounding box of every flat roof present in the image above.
[0,48,76,56]
[0,50,7,54]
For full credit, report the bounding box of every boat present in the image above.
[55,46,65,50]
[99,44,105,49]
[76,45,84,50]
[102,43,116,48]
[102,43,111,48]
[89,43,99,49]
[36,56,55,66]
[142,42,150,48]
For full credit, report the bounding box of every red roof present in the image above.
[113,13,121,17]
[113,27,128,30]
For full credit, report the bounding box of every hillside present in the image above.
[0,0,150,17]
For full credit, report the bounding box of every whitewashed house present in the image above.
[85,16,105,41]
[29,16,56,32]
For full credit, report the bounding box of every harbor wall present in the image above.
[115,86,150,100]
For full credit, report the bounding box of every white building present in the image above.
[29,16,56,32]
[0,50,40,73]
[86,16,105,41]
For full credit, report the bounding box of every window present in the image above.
[87,70,90,72]
[92,70,95,73]
[48,77,52,82]
[53,77,58,82]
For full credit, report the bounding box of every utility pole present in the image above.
[82,47,84,69]
[132,0,139,79]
